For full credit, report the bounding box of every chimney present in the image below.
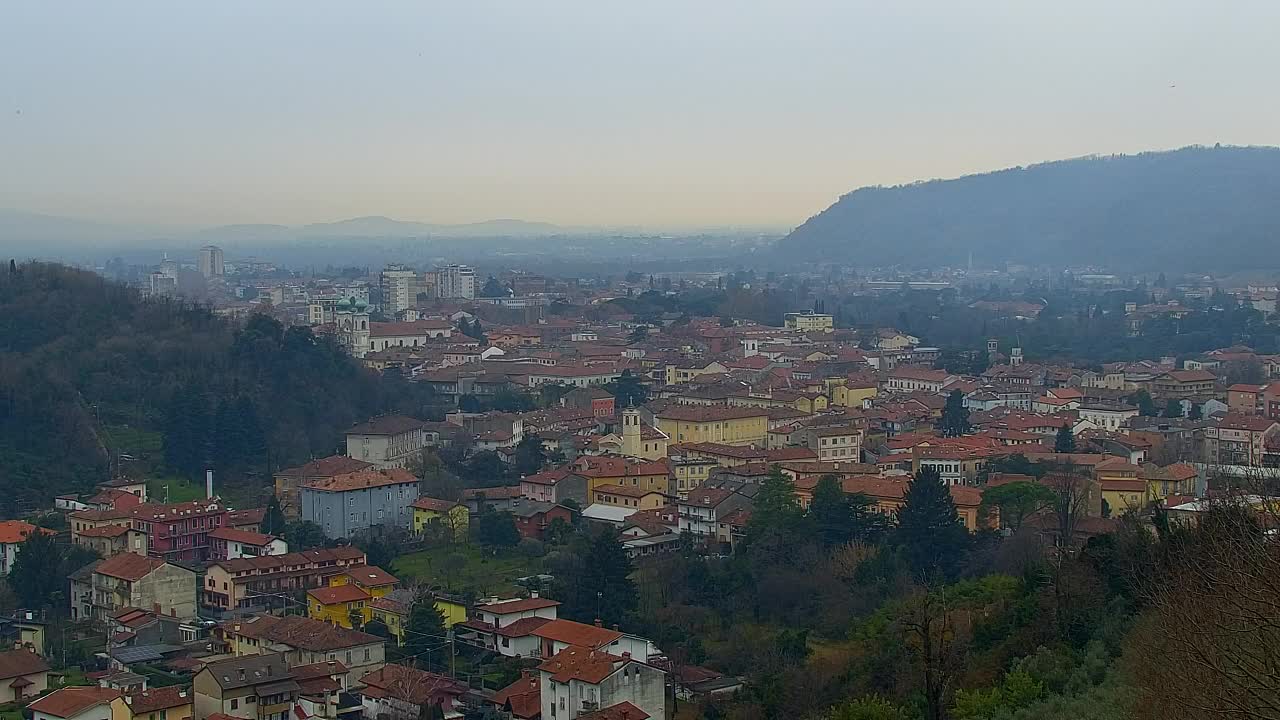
[206,469,214,499]
[239,669,246,682]
[621,651,631,660]
[530,590,538,599]
[594,619,602,627]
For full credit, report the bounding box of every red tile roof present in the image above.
[344,565,399,588]
[536,645,623,684]
[124,686,192,713]
[303,468,417,492]
[28,687,121,718]
[656,405,768,422]
[531,620,622,649]
[410,497,461,513]
[275,456,374,478]
[346,415,425,436]
[493,673,541,719]
[0,649,48,680]
[307,585,370,605]
[94,553,167,581]
[478,597,561,615]
[579,702,650,720]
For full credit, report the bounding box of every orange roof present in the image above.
[0,520,56,544]
[303,468,417,492]
[95,553,166,581]
[307,585,370,605]
[531,619,622,649]
[655,406,767,422]
[28,687,121,718]
[493,673,541,719]
[75,525,130,538]
[580,702,651,720]
[410,497,461,513]
[343,565,399,588]
[536,645,623,683]
[125,686,193,713]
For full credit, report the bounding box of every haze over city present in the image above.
[5,0,1280,228]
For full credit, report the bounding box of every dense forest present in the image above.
[0,262,436,512]
[779,146,1280,270]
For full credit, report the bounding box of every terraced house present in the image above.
[202,547,367,611]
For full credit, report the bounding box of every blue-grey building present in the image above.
[300,468,420,539]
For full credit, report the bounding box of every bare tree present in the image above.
[894,586,973,720]
[1128,483,1280,720]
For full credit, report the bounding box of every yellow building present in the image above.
[591,484,668,510]
[830,382,878,408]
[411,497,469,538]
[656,406,769,446]
[309,566,399,628]
[572,456,673,496]
[369,593,468,645]
[783,311,834,332]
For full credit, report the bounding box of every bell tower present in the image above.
[621,406,642,458]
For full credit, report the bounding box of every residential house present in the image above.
[123,686,194,720]
[29,687,129,720]
[538,646,666,720]
[571,457,672,497]
[519,469,590,507]
[216,615,384,687]
[561,387,617,418]
[72,524,148,560]
[344,416,427,469]
[202,547,367,612]
[208,529,287,561]
[358,664,468,720]
[285,661,352,720]
[455,596,560,658]
[1095,458,1147,516]
[1077,404,1139,432]
[368,590,467,645]
[308,566,399,628]
[1151,369,1219,402]
[274,457,374,519]
[0,521,56,575]
[410,498,469,540]
[69,554,197,623]
[885,368,949,393]
[1141,463,1200,501]
[0,649,48,702]
[801,427,863,462]
[591,486,668,512]
[531,620,656,662]
[492,671,541,720]
[1204,414,1280,467]
[511,502,575,541]
[1227,383,1268,415]
[192,654,298,720]
[654,406,769,447]
[300,469,420,539]
[70,500,229,563]
[840,476,988,532]
[677,484,754,539]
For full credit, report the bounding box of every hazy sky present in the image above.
[3,1,1279,229]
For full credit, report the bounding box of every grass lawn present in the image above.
[147,475,207,503]
[392,544,543,598]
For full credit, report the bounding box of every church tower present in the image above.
[335,296,371,358]
[620,406,642,459]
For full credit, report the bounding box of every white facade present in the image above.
[437,265,476,300]
[540,656,666,720]
[198,245,225,278]
[380,266,419,314]
[223,538,288,559]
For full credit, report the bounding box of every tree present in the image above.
[513,434,547,477]
[1054,423,1077,453]
[10,532,72,609]
[1163,398,1184,418]
[939,390,971,437]
[1187,401,1203,420]
[479,276,508,298]
[981,481,1055,533]
[608,370,648,407]
[746,466,804,551]
[1129,390,1157,416]
[628,326,649,343]
[284,520,327,550]
[262,496,287,536]
[473,506,520,547]
[826,697,911,720]
[808,475,889,547]
[895,588,973,720]
[895,467,969,578]
[403,597,448,670]
[578,530,638,625]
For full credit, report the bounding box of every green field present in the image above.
[391,544,543,598]
[147,475,207,503]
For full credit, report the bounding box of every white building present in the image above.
[198,245,225,278]
[538,646,667,720]
[380,265,420,314]
[1077,404,1140,432]
[438,264,476,300]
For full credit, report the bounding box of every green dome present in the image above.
[335,296,354,311]
[354,297,368,310]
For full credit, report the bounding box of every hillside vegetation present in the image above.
[0,262,434,512]
[779,145,1280,270]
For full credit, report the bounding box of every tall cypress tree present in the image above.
[1055,423,1077,453]
[579,530,637,625]
[938,390,971,437]
[895,466,969,578]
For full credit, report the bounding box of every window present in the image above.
[364,647,371,661]
[230,700,238,710]
[246,696,256,704]
[346,651,353,665]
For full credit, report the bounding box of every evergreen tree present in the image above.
[746,466,804,550]
[473,505,520,547]
[10,532,67,609]
[513,434,547,476]
[1055,423,1077,453]
[403,598,448,669]
[262,496,287,536]
[578,530,638,625]
[1188,402,1203,420]
[628,325,650,343]
[895,467,969,578]
[608,370,648,407]
[938,389,971,437]
[1129,390,1158,416]
[1164,398,1184,418]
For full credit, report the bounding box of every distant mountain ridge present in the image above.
[0,211,570,252]
[778,145,1280,270]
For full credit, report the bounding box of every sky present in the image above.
[3,1,1280,230]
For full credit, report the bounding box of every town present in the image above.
[0,249,1277,720]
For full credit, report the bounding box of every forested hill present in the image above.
[0,263,435,514]
[778,145,1280,270]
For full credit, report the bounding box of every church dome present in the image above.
[353,297,369,311]
[336,296,354,311]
